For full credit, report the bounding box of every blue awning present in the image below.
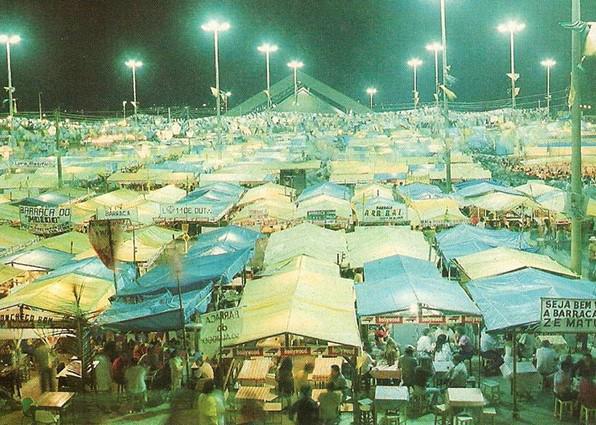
[2,247,74,271]
[364,255,442,282]
[96,287,212,332]
[467,268,596,332]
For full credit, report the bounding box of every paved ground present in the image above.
[0,369,579,425]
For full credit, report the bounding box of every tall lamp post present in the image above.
[223,91,231,113]
[540,58,556,115]
[125,59,142,117]
[366,87,377,109]
[407,58,423,108]
[0,34,21,116]
[425,42,442,108]
[202,20,230,120]
[258,43,278,109]
[498,20,525,109]
[287,60,304,107]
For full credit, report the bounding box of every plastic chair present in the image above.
[482,407,497,425]
[33,409,60,425]
[21,397,34,425]
[554,397,574,420]
[580,404,596,425]
[433,404,449,425]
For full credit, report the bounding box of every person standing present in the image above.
[289,384,319,425]
[447,354,468,388]
[94,346,113,408]
[318,381,342,425]
[399,346,418,387]
[197,379,224,425]
[124,358,147,412]
[33,340,57,393]
[169,349,184,392]
[276,357,294,406]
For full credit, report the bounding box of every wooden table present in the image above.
[446,388,486,408]
[311,357,343,382]
[433,361,454,374]
[501,361,541,397]
[237,358,272,383]
[235,386,277,402]
[57,360,99,379]
[374,385,409,411]
[35,391,75,423]
[370,364,401,381]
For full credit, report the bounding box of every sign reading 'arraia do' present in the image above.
[159,203,216,222]
[540,297,596,333]
[359,201,408,224]
[19,205,72,235]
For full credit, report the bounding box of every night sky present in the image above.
[0,0,594,112]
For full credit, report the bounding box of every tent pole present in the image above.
[512,329,519,418]
[176,269,190,383]
[476,323,481,386]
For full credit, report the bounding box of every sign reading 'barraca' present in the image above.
[541,298,596,333]
[19,206,72,235]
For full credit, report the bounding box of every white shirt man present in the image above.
[536,342,557,376]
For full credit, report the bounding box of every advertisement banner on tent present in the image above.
[10,158,56,169]
[280,347,311,356]
[159,203,217,222]
[0,306,72,329]
[306,209,336,225]
[373,315,482,325]
[96,207,138,221]
[199,308,242,359]
[540,298,595,333]
[358,202,408,224]
[19,206,72,235]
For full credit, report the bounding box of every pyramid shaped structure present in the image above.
[227,71,370,116]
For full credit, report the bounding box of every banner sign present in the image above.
[540,298,596,333]
[96,207,138,221]
[19,206,72,235]
[280,347,311,356]
[88,219,124,270]
[306,209,337,224]
[159,203,217,222]
[0,307,73,329]
[373,315,482,325]
[199,308,242,359]
[328,346,359,357]
[233,348,263,357]
[358,201,408,224]
[10,158,56,168]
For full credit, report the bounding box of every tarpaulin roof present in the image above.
[296,194,353,220]
[264,223,348,267]
[515,182,559,199]
[455,181,521,201]
[193,226,261,254]
[346,227,430,269]
[355,274,480,318]
[454,247,576,281]
[0,273,114,318]
[30,231,92,255]
[297,182,352,203]
[398,183,445,201]
[408,198,468,227]
[145,185,187,204]
[237,182,295,207]
[260,255,339,277]
[364,254,442,282]
[436,224,535,262]
[536,190,567,214]
[119,248,252,297]
[352,183,394,202]
[464,192,539,212]
[2,247,74,271]
[38,258,136,294]
[95,287,211,332]
[0,264,25,285]
[0,225,38,255]
[235,257,361,347]
[467,268,596,332]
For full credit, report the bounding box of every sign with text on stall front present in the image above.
[540,298,596,334]
[159,203,217,222]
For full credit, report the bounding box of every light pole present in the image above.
[258,43,278,109]
[202,20,230,120]
[407,58,423,108]
[287,60,304,107]
[540,58,556,115]
[366,87,377,109]
[437,0,453,192]
[0,34,21,116]
[125,59,142,116]
[498,20,525,109]
[426,42,442,108]
[38,92,42,120]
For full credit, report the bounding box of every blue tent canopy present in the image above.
[183,182,244,203]
[356,275,480,317]
[364,255,441,282]
[2,247,74,271]
[119,248,252,297]
[454,181,520,199]
[398,183,444,201]
[192,226,261,255]
[297,182,352,203]
[467,268,596,332]
[96,287,211,332]
[38,258,137,292]
[436,224,535,262]
[148,161,202,174]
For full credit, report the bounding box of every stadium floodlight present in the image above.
[407,58,423,108]
[366,87,377,109]
[425,42,442,107]
[0,34,21,116]
[540,59,556,114]
[125,60,143,117]
[258,43,279,109]
[287,60,304,106]
[498,20,525,109]
[202,20,230,119]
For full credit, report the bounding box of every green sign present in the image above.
[306,209,337,224]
